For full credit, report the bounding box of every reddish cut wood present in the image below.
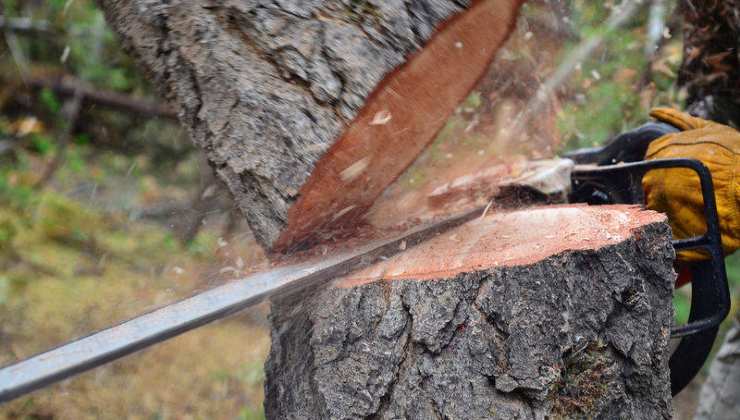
[274,0,524,251]
[337,205,667,287]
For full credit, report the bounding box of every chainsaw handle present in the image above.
[669,262,720,395]
[564,121,679,165]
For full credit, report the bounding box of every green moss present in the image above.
[238,407,266,420]
[551,340,616,419]
[0,172,37,211]
[34,193,103,243]
[0,213,19,255]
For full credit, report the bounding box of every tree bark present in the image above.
[265,205,675,419]
[694,313,740,420]
[678,0,740,127]
[96,0,523,252]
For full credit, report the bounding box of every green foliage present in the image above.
[238,408,266,420]
[73,133,90,145]
[0,173,36,211]
[723,253,740,287]
[29,133,54,155]
[673,289,691,324]
[0,214,18,252]
[161,232,178,252]
[238,407,266,420]
[65,146,86,173]
[0,276,8,305]
[39,88,62,114]
[557,2,681,151]
[4,0,148,93]
[186,232,217,257]
[559,80,642,148]
[48,0,69,10]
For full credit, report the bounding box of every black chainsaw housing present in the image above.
[565,121,680,166]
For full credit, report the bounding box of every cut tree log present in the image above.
[265,205,675,419]
[96,0,524,252]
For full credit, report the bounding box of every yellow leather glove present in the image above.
[642,108,740,262]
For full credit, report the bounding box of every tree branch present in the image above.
[0,16,51,36]
[33,88,84,190]
[26,75,177,120]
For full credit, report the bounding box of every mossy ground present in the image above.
[0,154,269,419]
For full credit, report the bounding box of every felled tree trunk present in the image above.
[678,0,740,127]
[265,205,675,419]
[96,0,523,252]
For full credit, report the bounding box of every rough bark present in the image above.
[96,0,523,252]
[679,0,740,127]
[265,205,675,419]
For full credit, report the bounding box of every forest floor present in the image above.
[0,152,272,419]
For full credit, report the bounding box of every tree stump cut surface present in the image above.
[97,0,523,252]
[265,205,675,419]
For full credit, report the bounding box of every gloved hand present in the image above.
[642,108,740,267]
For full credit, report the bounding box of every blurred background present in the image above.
[0,0,737,418]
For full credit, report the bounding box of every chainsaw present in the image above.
[0,121,730,402]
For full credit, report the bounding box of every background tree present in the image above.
[678,0,740,127]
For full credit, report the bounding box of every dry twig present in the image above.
[33,88,84,189]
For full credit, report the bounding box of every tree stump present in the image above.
[97,0,523,252]
[265,205,675,419]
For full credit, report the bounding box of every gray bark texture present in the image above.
[694,314,740,420]
[96,0,474,249]
[265,221,676,419]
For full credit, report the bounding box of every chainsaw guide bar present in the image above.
[0,208,482,403]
